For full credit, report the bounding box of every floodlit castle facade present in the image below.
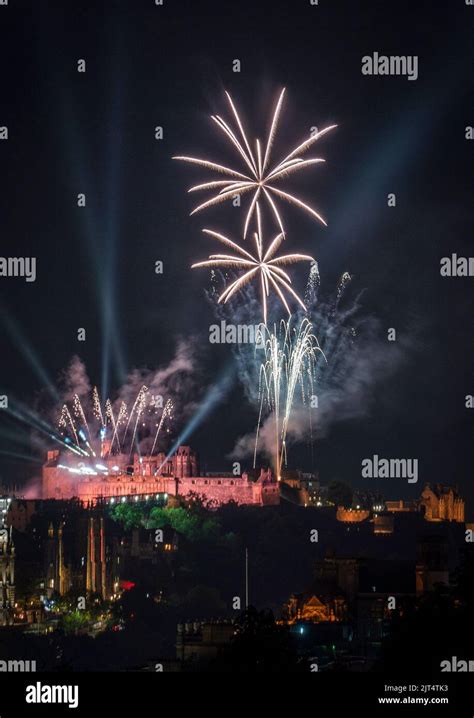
[419,484,465,522]
[42,445,279,507]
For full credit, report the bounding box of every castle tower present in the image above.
[173,446,198,478]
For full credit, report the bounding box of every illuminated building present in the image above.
[285,592,346,623]
[385,484,464,522]
[42,445,279,507]
[335,484,465,526]
[419,484,465,522]
[284,555,415,651]
[280,470,329,506]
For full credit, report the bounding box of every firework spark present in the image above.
[192,205,314,324]
[104,398,116,429]
[173,88,336,237]
[72,393,91,440]
[257,318,325,479]
[110,401,128,452]
[150,398,174,455]
[58,386,173,457]
[92,386,105,427]
[122,385,147,446]
[58,404,79,446]
[130,386,148,452]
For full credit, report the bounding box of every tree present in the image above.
[110,503,144,529]
[61,609,92,635]
[148,505,220,541]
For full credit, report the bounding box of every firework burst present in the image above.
[173,88,336,237]
[192,204,314,324]
[58,387,174,458]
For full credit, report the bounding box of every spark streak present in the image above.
[256,318,325,478]
[150,398,173,455]
[92,387,105,427]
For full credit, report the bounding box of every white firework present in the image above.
[192,205,314,324]
[173,88,336,237]
[257,318,325,479]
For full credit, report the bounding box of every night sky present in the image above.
[0,1,473,511]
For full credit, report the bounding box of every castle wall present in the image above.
[178,476,279,506]
[43,471,177,502]
[43,467,78,500]
[42,450,279,507]
[336,507,370,523]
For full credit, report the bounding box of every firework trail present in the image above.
[58,385,174,457]
[92,387,105,428]
[58,404,79,446]
[150,398,173,455]
[122,385,147,445]
[72,393,91,440]
[111,401,128,452]
[192,203,314,324]
[104,398,116,428]
[256,318,325,478]
[130,386,148,453]
[174,88,335,237]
